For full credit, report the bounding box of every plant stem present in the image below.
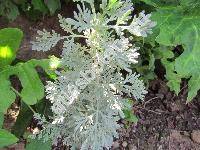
[10,87,36,114]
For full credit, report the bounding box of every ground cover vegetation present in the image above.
[0,0,200,149]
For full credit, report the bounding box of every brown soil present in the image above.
[115,79,200,150]
[1,3,200,150]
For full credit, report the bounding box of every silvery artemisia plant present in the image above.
[31,0,156,149]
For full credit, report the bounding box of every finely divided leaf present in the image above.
[30,1,155,149]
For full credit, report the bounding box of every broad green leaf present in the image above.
[0,129,18,148]
[152,7,200,101]
[175,25,200,102]
[26,139,51,150]
[0,75,16,113]
[16,62,45,105]
[45,0,61,15]
[0,56,59,113]
[163,60,181,95]
[152,7,183,46]
[187,75,200,102]
[175,25,200,76]
[0,28,23,68]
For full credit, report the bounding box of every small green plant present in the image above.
[0,0,61,21]
[138,0,200,102]
[31,0,156,149]
[123,99,138,128]
[0,28,59,148]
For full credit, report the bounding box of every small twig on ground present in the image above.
[135,106,162,115]
[179,84,188,94]
[144,96,160,108]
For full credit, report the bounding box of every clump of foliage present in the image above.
[2,0,199,149]
[0,28,59,148]
[31,0,156,149]
[0,0,62,21]
[136,0,200,102]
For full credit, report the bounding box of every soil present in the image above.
[1,3,200,150]
[116,79,200,150]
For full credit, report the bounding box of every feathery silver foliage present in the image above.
[31,0,156,149]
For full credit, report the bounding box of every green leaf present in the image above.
[0,28,23,68]
[139,0,180,7]
[32,0,48,14]
[0,57,59,113]
[155,46,181,95]
[187,75,200,102]
[16,63,45,105]
[123,109,138,123]
[122,99,138,123]
[45,0,61,15]
[175,25,200,102]
[152,7,200,101]
[26,139,51,150]
[35,98,53,116]
[0,77,16,113]
[12,102,33,138]
[133,44,157,84]
[0,1,19,21]
[0,129,18,148]
[108,0,118,8]
[180,0,200,12]
[164,60,181,95]
[139,0,159,7]
[0,113,3,127]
